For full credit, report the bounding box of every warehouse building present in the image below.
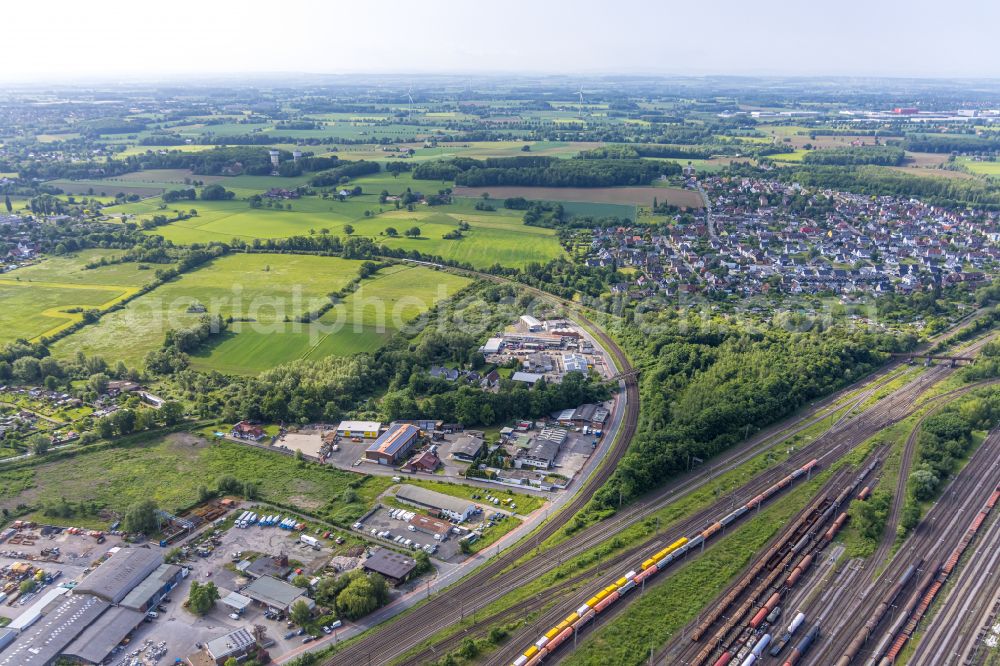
[243,575,313,613]
[395,484,477,522]
[450,433,485,462]
[362,547,418,586]
[0,548,178,666]
[562,353,590,374]
[62,605,145,665]
[409,514,452,539]
[520,315,543,332]
[365,423,421,465]
[206,627,258,665]
[73,547,163,604]
[0,593,108,666]
[515,438,561,469]
[120,562,183,612]
[479,337,504,355]
[335,420,381,438]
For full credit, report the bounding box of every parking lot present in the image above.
[356,506,459,561]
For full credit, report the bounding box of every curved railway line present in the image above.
[322,263,995,666]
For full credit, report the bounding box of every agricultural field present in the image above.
[193,264,470,374]
[350,210,566,268]
[0,433,395,528]
[337,140,596,163]
[51,253,366,367]
[117,188,565,268]
[0,250,158,343]
[957,157,1000,177]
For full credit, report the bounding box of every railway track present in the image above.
[326,263,993,666]
[866,333,997,578]
[802,428,1000,665]
[911,504,1000,665]
[492,369,953,666]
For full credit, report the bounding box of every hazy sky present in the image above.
[7,0,999,82]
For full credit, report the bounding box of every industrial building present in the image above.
[63,606,145,665]
[409,514,452,539]
[562,352,590,374]
[0,547,174,666]
[120,562,183,612]
[362,547,418,585]
[73,547,163,604]
[450,433,486,462]
[206,627,258,665]
[515,438,561,469]
[243,575,313,613]
[511,371,544,385]
[0,592,108,666]
[335,420,381,438]
[395,484,477,522]
[520,315,543,332]
[479,337,504,355]
[365,423,421,465]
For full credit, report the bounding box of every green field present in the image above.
[768,149,810,162]
[52,253,366,366]
[193,264,471,374]
[0,250,158,343]
[957,157,1000,177]
[351,210,566,268]
[118,193,564,268]
[0,433,394,527]
[1,249,163,286]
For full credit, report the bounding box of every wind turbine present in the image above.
[407,87,414,118]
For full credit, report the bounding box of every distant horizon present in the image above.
[7,0,1000,84]
[4,71,1000,89]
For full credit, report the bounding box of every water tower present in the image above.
[269,150,280,173]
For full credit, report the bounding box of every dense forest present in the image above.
[801,146,905,166]
[902,134,1000,154]
[591,318,909,509]
[413,155,678,187]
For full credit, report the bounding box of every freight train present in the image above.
[510,459,820,666]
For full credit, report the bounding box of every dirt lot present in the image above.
[452,185,703,208]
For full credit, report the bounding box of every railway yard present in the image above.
[314,303,1000,666]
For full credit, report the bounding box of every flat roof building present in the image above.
[73,547,162,604]
[515,438,561,470]
[62,605,145,665]
[562,353,590,374]
[0,593,109,666]
[363,547,418,585]
[396,484,477,522]
[450,433,485,462]
[511,371,544,385]
[409,514,452,538]
[335,420,381,438]
[243,576,312,613]
[206,627,257,665]
[120,563,182,612]
[480,337,504,355]
[366,423,421,465]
